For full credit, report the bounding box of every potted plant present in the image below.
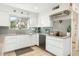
[67,25,71,36]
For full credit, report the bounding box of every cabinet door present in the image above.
[17,35,31,48]
[23,35,31,47]
[4,36,17,52]
[5,36,17,44]
[29,13,38,27]
[46,37,64,56]
[0,12,9,26]
[3,43,17,52]
[31,35,36,45]
[46,44,63,56]
[46,38,64,48]
[32,34,39,46]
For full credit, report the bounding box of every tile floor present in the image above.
[4,46,53,56]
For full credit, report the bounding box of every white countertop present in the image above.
[46,34,70,39]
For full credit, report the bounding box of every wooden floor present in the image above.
[72,42,79,56]
[4,46,53,56]
[72,50,79,56]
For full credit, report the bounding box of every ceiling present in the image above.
[3,3,57,13]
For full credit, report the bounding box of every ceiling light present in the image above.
[13,10,16,12]
[21,12,23,14]
[34,7,38,10]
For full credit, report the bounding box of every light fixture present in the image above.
[13,10,16,12]
[34,7,38,10]
[21,12,23,14]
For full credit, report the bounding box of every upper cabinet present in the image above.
[0,12,10,26]
[38,12,51,27]
[29,13,38,27]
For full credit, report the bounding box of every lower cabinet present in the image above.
[3,34,38,52]
[46,36,71,56]
[16,35,31,49]
[3,43,17,52]
[31,34,39,46]
[3,36,17,52]
[46,45,63,56]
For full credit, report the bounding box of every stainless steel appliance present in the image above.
[39,34,46,49]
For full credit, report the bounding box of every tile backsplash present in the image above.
[0,26,53,35]
[40,27,53,34]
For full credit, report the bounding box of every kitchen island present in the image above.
[3,33,39,53]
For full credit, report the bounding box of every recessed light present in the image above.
[13,10,16,12]
[34,7,38,10]
[21,12,23,14]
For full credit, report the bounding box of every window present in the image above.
[10,16,29,30]
[10,16,17,29]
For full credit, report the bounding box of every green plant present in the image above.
[10,21,16,28]
[67,25,71,32]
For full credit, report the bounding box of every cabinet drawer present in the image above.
[46,37,63,42]
[46,45,63,56]
[46,39,64,48]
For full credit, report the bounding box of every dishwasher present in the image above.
[39,34,46,49]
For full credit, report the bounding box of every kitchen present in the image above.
[0,3,71,56]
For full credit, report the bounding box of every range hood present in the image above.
[50,10,71,19]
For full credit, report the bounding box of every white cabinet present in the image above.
[38,12,51,27]
[0,12,9,26]
[3,36,17,52]
[3,34,39,52]
[29,13,38,27]
[3,35,31,52]
[30,34,36,45]
[16,35,31,49]
[46,36,71,56]
[31,34,39,46]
